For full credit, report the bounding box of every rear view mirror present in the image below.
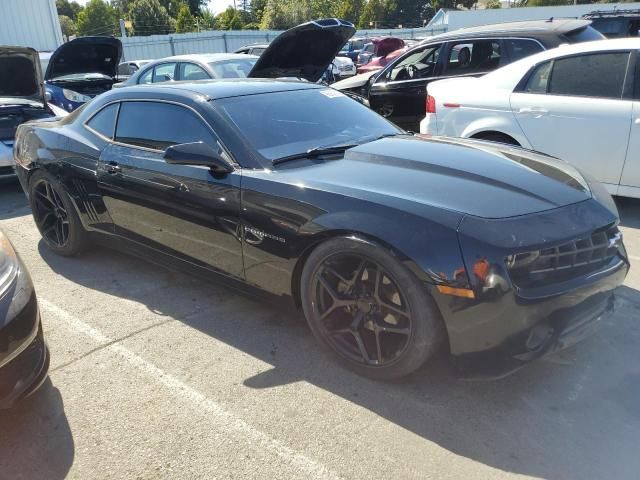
[164,142,234,174]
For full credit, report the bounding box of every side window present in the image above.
[152,63,176,83]
[384,44,442,82]
[179,63,210,81]
[115,101,217,151]
[549,52,630,99]
[524,61,552,93]
[86,103,119,139]
[117,63,130,76]
[504,39,544,62]
[444,40,502,75]
[137,67,153,84]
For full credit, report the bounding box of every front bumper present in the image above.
[435,198,629,378]
[0,253,49,408]
[0,141,16,179]
[0,322,49,408]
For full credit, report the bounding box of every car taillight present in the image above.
[426,95,436,114]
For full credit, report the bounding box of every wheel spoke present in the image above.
[54,219,63,245]
[380,325,410,336]
[350,310,365,331]
[349,260,366,288]
[374,329,383,363]
[323,266,350,285]
[351,331,371,364]
[34,189,54,207]
[380,301,408,318]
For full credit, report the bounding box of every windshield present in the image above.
[208,59,257,79]
[217,88,400,161]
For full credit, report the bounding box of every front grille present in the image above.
[508,226,621,289]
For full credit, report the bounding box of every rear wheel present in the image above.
[300,237,445,380]
[29,170,87,257]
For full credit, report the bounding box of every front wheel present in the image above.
[300,237,445,380]
[29,170,87,257]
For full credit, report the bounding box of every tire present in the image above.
[474,132,519,146]
[28,170,87,257]
[300,236,445,380]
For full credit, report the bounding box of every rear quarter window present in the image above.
[563,26,605,43]
[86,103,119,139]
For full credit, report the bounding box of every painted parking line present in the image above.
[39,298,341,480]
[629,255,640,262]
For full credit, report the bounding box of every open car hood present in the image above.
[248,19,356,82]
[45,36,123,80]
[0,46,45,105]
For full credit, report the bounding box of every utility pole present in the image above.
[119,18,127,38]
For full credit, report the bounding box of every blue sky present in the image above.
[74,0,235,15]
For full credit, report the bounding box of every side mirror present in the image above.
[164,142,234,174]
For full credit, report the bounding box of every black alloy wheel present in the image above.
[29,170,87,257]
[32,178,70,248]
[301,237,444,379]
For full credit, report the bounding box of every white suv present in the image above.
[420,38,640,198]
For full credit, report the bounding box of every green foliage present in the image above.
[186,0,208,15]
[76,0,118,36]
[216,7,245,30]
[242,22,262,29]
[175,3,196,32]
[130,0,175,35]
[334,0,365,23]
[56,0,83,20]
[199,9,218,30]
[250,0,268,24]
[485,0,501,8]
[358,0,387,28]
[260,0,344,29]
[58,15,77,37]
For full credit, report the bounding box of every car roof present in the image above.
[112,78,323,101]
[426,18,594,42]
[146,53,257,65]
[511,37,640,64]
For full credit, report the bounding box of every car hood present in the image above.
[281,136,592,219]
[45,36,123,80]
[332,70,378,90]
[248,19,355,82]
[0,46,45,106]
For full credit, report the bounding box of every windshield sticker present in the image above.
[320,89,344,99]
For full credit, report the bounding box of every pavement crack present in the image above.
[51,318,176,373]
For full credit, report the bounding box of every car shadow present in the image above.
[0,180,30,221]
[0,379,74,479]
[37,239,640,480]
[617,196,640,228]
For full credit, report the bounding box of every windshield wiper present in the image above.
[272,143,358,166]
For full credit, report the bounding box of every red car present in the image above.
[356,37,405,69]
[357,45,409,74]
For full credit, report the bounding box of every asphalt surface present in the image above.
[0,179,638,480]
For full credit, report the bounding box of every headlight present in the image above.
[62,88,92,103]
[0,231,19,297]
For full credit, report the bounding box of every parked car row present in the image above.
[333,19,605,131]
[8,19,630,385]
[421,38,640,199]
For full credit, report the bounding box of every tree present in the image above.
[130,0,175,35]
[76,0,118,36]
[250,0,268,24]
[485,0,501,8]
[186,0,208,15]
[59,15,77,37]
[334,0,365,24]
[216,6,245,30]
[200,9,217,29]
[175,3,196,32]
[358,0,387,28]
[261,0,288,29]
[56,0,83,20]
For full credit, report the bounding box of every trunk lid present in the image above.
[248,19,356,83]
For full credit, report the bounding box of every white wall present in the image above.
[0,0,63,52]
[434,3,640,30]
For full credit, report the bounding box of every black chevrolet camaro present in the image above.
[13,22,630,379]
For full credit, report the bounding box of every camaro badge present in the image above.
[244,225,286,245]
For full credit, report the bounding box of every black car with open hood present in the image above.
[44,36,123,112]
[0,46,56,179]
[248,18,355,83]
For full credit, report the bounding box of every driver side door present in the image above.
[368,43,443,131]
[97,100,244,280]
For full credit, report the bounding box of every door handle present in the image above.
[518,107,548,115]
[106,162,122,174]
